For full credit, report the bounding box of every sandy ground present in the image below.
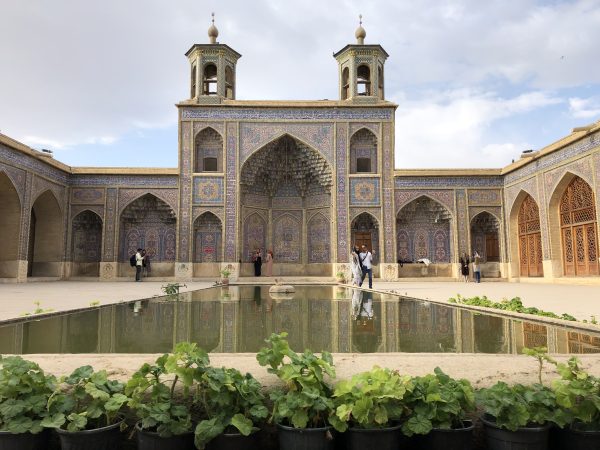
[22,353,600,388]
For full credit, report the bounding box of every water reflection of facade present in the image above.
[0,20,599,284]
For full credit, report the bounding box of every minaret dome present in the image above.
[355,14,366,44]
[208,12,219,44]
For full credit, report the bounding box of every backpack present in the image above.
[129,254,136,267]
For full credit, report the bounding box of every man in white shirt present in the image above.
[135,248,143,282]
[359,245,374,289]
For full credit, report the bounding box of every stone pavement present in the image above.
[0,279,598,321]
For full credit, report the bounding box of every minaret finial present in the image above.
[355,14,366,44]
[208,12,219,44]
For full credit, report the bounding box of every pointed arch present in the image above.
[195,126,223,173]
[470,211,500,264]
[193,211,222,263]
[395,192,455,218]
[308,212,330,263]
[243,212,267,262]
[351,212,380,258]
[350,128,377,174]
[119,194,176,276]
[28,190,64,277]
[273,213,302,263]
[0,172,22,278]
[71,209,103,277]
[396,196,452,263]
[548,173,598,276]
[509,192,543,277]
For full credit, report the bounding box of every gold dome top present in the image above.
[355,14,366,44]
[208,13,219,44]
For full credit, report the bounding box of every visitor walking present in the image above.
[359,245,374,289]
[135,248,143,282]
[350,247,363,286]
[460,252,470,282]
[473,251,481,283]
[253,248,262,276]
[265,249,273,277]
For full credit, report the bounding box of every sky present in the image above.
[1,0,600,169]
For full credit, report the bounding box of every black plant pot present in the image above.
[277,423,336,450]
[419,420,474,450]
[562,423,600,450]
[135,423,195,450]
[0,430,48,450]
[481,414,550,450]
[345,423,408,450]
[206,430,258,450]
[56,420,123,450]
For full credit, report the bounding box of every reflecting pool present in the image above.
[0,285,598,354]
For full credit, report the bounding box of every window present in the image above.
[203,64,218,95]
[356,158,371,173]
[225,66,234,99]
[342,67,349,100]
[378,66,384,100]
[357,65,371,96]
[203,157,218,172]
[190,65,197,98]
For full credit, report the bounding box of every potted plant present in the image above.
[477,381,564,450]
[329,366,414,450]
[126,342,209,449]
[194,366,268,450]
[41,365,129,450]
[0,356,56,450]
[551,357,600,450]
[335,271,346,284]
[220,268,231,285]
[402,367,475,450]
[257,332,337,450]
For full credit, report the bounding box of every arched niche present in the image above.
[351,212,380,268]
[29,190,64,277]
[396,196,452,264]
[548,174,599,276]
[470,211,501,278]
[0,172,22,278]
[509,192,544,278]
[71,210,103,277]
[308,213,330,263]
[193,212,222,277]
[119,194,176,277]
[350,128,377,174]
[195,127,223,173]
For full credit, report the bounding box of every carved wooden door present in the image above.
[485,233,500,262]
[354,232,372,252]
[518,195,544,277]
[560,177,599,276]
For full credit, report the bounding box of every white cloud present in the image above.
[569,97,600,119]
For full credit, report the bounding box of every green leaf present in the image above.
[41,413,66,429]
[404,416,432,436]
[291,409,309,428]
[105,393,129,412]
[194,418,225,450]
[66,413,87,432]
[231,413,253,436]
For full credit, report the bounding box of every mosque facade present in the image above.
[1,23,599,284]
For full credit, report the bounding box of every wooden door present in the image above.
[354,232,372,251]
[485,233,500,262]
[518,195,544,277]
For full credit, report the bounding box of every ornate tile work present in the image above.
[193,121,225,137]
[338,300,350,352]
[243,194,269,208]
[242,207,268,221]
[119,211,176,262]
[18,172,33,260]
[0,143,69,184]
[536,176,550,258]
[504,133,599,184]
[455,190,468,256]
[225,123,238,261]
[505,177,539,213]
[395,190,455,214]
[382,122,394,263]
[273,213,302,263]
[70,188,105,204]
[336,124,349,262]
[178,121,192,262]
[102,188,117,261]
[349,177,380,206]
[240,123,334,164]
[467,189,502,206]
[350,207,381,222]
[71,210,102,263]
[272,196,303,208]
[243,212,266,262]
[70,175,178,187]
[192,207,224,223]
[543,156,594,201]
[181,107,394,121]
[70,204,104,220]
[0,162,26,202]
[192,176,224,204]
[118,189,178,216]
[272,210,302,221]
[395,176,503,188]
[350,122,380,137]
[469,206,502,222]
[31,176,66,209]
[305,193,331,208]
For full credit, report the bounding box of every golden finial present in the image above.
[355,14,366,44]
[208,12,219,44]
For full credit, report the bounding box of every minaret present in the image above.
[185,13,242,103]
[333,15,388,102]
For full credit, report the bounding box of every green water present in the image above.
[0,285,598,354]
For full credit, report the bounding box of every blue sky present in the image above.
[1,0,599,168]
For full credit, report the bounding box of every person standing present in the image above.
[265,249,274,277]
[459,252,470,282]
[359,245,374,289]
[473,251,481,283]
[253,248,262,276]
[135,248,143,282]
[350,247,363,286]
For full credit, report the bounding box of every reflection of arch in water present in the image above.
[351,292,382,353]
[397,301,455,352]
[190,301,221,352]
[307,299,333,352]
[114,302,175,353]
